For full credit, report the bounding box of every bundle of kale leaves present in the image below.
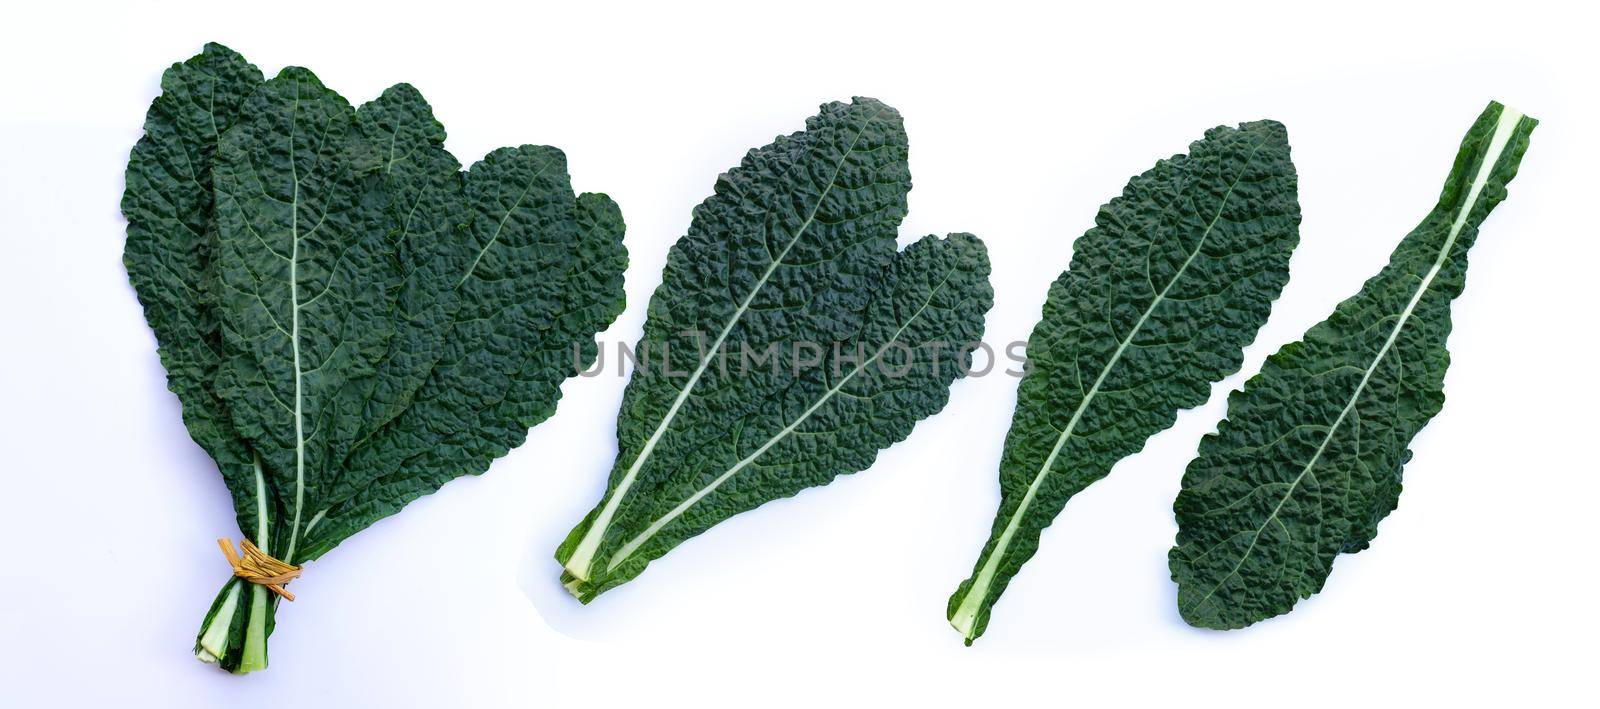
[123,43,626,673]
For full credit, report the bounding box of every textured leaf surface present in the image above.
[342,84,470,446]
[301,150,628,560]
[211,67,400,562]
[1169,103,1536,629]
[125,45,628,672]
[556,98,992,601]
[948,122,1301,644]
[122,43,264,535]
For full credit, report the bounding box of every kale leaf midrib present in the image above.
[457,157,555,287]
[283,79,308,562]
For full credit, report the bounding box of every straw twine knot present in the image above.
[217,538,302,601]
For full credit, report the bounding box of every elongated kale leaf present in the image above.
[212,67,401,567]
[122,42,265,540]
[342,84,471,446]
[122,44,276,671]
[947,122,1301,644]
[556,98,993,601]
[124,45,626,673]
[1169,103,1536,629]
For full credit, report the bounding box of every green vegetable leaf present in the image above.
[211,66,399,565]
[556,98,993,601]
[300,149,628,561]
[122,42,264,536]
[1169,102,1536,629]
[342,84,470,446]
[125,45,627,673]
[948,121,1301,644]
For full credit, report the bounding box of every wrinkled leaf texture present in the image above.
[1169,102,1536,629]
[556,98,994,602]
[123,43,265,540]
[948,121,1302,644]
[124,44,627,669]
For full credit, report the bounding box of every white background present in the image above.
[1,0,1594,706]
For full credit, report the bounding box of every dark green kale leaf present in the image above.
[122,42,264,541]
[300,146,628,561]
[1169,103,1536,629]
[124,46,626,673]
[556,98,993,602]
[948,121,1301,644]
[210,66,401,568]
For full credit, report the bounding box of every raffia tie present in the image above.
[218,538,302,601]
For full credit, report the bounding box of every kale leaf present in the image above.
[123,45,626,672]
[556,98,993,602]
[948,121,1302,644]
[1169,103,1536,629]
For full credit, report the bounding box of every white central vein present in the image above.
[604,265,961,573]
[1186,106,1524,612]
[950,137,1267,637]
[563,109,884,580]
[458,157,554,288]
[284,83,307,562]
[252,452,268,553]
